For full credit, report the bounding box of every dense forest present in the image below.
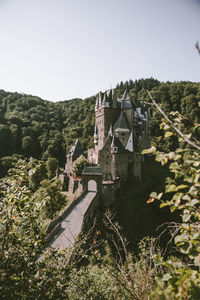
[0,78,199,172]
[0,78,200,299]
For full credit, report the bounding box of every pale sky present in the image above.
[0,0,200,101]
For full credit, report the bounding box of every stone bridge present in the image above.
[46,167,102,250]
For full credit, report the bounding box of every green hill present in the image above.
[0,78,199,177]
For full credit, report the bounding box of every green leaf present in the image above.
[165,184,177,193]
[164,131,173,138]
[163,273,172,281]
[176,184,188,191]
[182,214,191,222]
[150,192,158,198]
[190,199,199,206]
[160,202,169,208]
[142,146,156,154]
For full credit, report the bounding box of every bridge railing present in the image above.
[82,191,99,227]
[45,190,87,240]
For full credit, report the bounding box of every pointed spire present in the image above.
[95,96,99,107]
[113,112,131,132]
[125,131,134,152]
[122,88,130,101]
[95,93,100,111]
[67,139,83,159]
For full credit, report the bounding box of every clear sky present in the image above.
[0,0,200,101]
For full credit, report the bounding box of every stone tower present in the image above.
[88,88,150,181]
[94,90,119,151]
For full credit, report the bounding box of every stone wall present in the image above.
[111,153,129,180]
[68,175,80,194]
[133,152,142,181]
[101,178,121,207]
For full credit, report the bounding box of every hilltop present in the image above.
[0,78,199,176]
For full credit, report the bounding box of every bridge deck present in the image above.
[48,191,96,250]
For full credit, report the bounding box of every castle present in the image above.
[63,89,150,202]
[48,89,150,248]
[88,89,149,181]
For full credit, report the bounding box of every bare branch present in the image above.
[105,210,128,258]
[147,90,200,151]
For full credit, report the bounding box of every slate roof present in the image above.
[82,167,102,176]
[111,135,129,154]
[113,112,131,132]
[122,100,133,109]
[122,89,130,101]
[125,131,134,152]
[67,139,83,159]
[117,89,133,109]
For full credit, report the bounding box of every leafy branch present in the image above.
[147,90,200,151]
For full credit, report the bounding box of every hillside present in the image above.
[1,79,199,161]
[0,91,95,176]
[0,79,200,299]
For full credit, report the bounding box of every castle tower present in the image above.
[118,89,134,129]
[88,88,150,181]
[113,111,131,148]
[95,90,120,152]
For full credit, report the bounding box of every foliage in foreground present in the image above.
[0,83,200,298]
[143,106,200,299]
[0,159,158,299]
[1,126,199,299]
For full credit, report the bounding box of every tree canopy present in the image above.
[0,79,200,299]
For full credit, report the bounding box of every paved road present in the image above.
[49,191,96,250]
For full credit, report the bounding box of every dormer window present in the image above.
[111,146,118,154]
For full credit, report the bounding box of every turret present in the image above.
[95,92,103,111]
